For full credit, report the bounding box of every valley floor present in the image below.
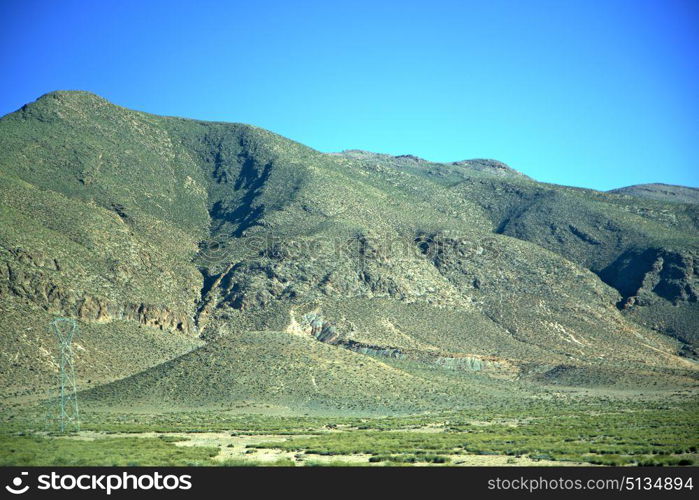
[1,391,697,467]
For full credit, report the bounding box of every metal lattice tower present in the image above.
[46,318,80,433]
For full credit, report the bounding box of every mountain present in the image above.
[1,91,697,411]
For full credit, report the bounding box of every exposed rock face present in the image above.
[195,232,463,317]
[296,311,515,377]
[0,261,195,334]
[600,248,699,307]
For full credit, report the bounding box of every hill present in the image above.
[0,91,697,411]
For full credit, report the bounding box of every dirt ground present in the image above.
[60,431,586,466]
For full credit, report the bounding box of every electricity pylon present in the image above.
[46,318,80,433]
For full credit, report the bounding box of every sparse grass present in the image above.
[249,402,699,467]
[0,435,219,466]
[1,398,695,466]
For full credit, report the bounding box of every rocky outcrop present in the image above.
[77,299,195,334]
[451,159,531,179]
[600,248,698,308]
[296,312,515,377]
[1,260,195,334]
[198,232,462,314]
[6,247,61,271]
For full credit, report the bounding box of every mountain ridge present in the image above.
[608,183,699,205]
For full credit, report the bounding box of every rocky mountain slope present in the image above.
[1,91,697,410]
[609,184,699,205]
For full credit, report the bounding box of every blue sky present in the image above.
[1,0,697,190]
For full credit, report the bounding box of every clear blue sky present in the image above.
[1,0,697,190]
